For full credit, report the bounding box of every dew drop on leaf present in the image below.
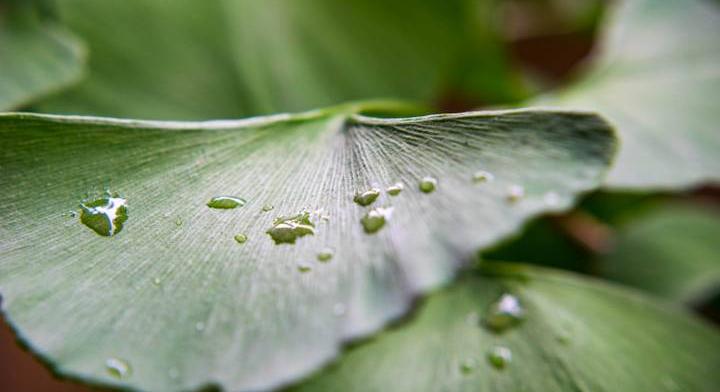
[386,182,404,196]
[419,176,437,193]
[174,217,183,226]
[234,233,248,244]
[152,277,161,286]
[79,194,128,236]
[361,207,393,234]
[266,212,315,244]
[195,322,205,332]
[472,170,494,183]
[459,358,476,375]
[206,196,246,209]
[506,185,525,202]
[105,357,131,379]
[261,204,274,212]
[487,346,512,369]
[317,248,334,262]
[483,293,525,332]
[353,188,381,206]
[333,302,346,317]
[543,191,561,207]
[297,261,312,273]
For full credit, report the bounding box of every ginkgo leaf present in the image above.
[0,0,86,111]
[0,105,615,391]
[294,263,720,392]
[540,0,720,190]
[601,202,720,303]
[37,0,523,120]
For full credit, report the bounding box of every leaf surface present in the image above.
[295,264,720,392]
[38,0,521,120]
[0,1,85,111]
[541,0,720,189]
[0,107,614,391]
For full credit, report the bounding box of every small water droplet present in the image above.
[484,293,525,332]
[472,170,494,183]
[353,188,381,206]
[266,212,315,244]
[317,248,334,262]
[556,329,571,345]
[261,204,274,212]
[297,261,312,273]
[195,322,205,332]
[386,182,404,196]
[207,196,246,209]
[234,233,248,244]
[106,357,131,379]
[174,217,183,226]
[68,210,78,218]
[543,191,561,207]
[506,185,525,202]
[487,346,512,369]
[152,277,161,285]
[80,194,128,236]
[419,177,437,193]
[458,358,476,375]
[361,207,393,234]
[333,302,347,316]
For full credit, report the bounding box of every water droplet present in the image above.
[386,182,404,196]
[174,217,183,226]
[266,212,315,244]
[543,191,561,207]
[333,302,346,316]
[472,170,494,183]
[234,233,248,244]
[361,207,393,234]
[106,357,131,379]
[79,194,128,236]
[353,188,381,206]
[484,293,525,332]
[297,261,312,273]
[195,322,205,332]
[506,185,525,202]
[168,368,179,380]
[206,196,246,209]
[419,177,437,193]
[487,346,512,369]
[459,358,476,375]
[152,277,161,285]
[261,204,274,212]
[317,248,334,262]
[556,329,571,345]
[68,210,78,218]
[465,311,480,326]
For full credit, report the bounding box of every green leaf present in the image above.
[600,202,720,303]
[0,106,615,391]
[541,0,720,190]
[37,0,522,120]
[0,0,86,111]
[294,264,720,392]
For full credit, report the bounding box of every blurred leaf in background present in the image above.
[35,0,525,120]
[541,0,720,190]
[295,264,720,392]
[0,0,85,111]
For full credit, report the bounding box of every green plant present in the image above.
[0,0,718,391]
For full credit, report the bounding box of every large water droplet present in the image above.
[234,233,248,244]
[419,177,437,193]
[361,207,393,234]
[506,185,525,202]
[487,346,512,369]
[317,248,334,262]
[472,170,494,183]
[266,212,315,244]
[484,293,525,332]
[353,188,380,206]
[207,196,246,209]
[80,194,128,236]
[386,182,404,196]
[106,357,131,379]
